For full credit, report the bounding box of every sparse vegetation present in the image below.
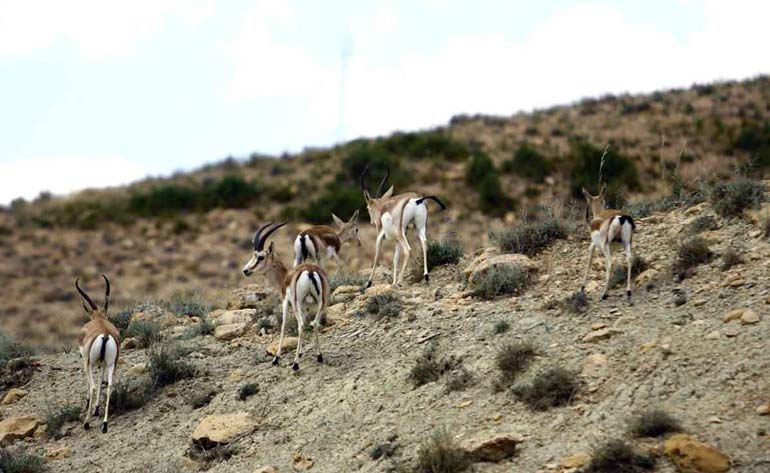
[706,178,766,218]
[108,308,135,338]
[148,346,196,389]
[586,440,656,473]
[564,291,589,314]
[415,428,470,473]
[370,441,399,461]
[609,256,648,289]
[721,247,743,271]
[125,319,164,348]
[514,367,579,411]
[0,330,31,369]
[425,239,464,270]
[761,212,770,239]
[186,316,215,338]
[366,293,403,320]
[0,447,47,473]
[329,272,368,292]
[471,264,531,299]
[110,381,155,415]
[187,443,239,468]
[238,383,259,401]
[408,343,459,388]
[494,342,536,389]
[493,320,510,335]
[490,215,566,256]
[466,153,515,216]
[673,237,714,280]
[45,404,82,439]
[164,289,213,317]
[630,409,682,438]
[502,142,552,182]
[444,367,475,393]
[687,215,718,234]
[568,140,641,200]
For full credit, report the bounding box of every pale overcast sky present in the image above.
[1,0,768,203]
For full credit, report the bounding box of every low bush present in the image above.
[125,320,164,348]
[673,237,714,280]
[502,142,552,182]
[444,367,475,393]
[630,409,682,438]
[586,440,656,473]
[0,330,31,369]
[0,447,47,473]
[495,342,536,387]
[489,216,566,256]
[414,428,470,473]
[609,256,648,289]
[366,293,403,320]
[329,272,368,292]
[466,154,515,216]
[471,264,531,299]
[720,247,743,271]
[408,343,459,388]
[568,140,641,200]
[45,405,82,439]
[493,320,510,335]
[108,308,135,338]
[238,383,259,401]
[148,346,196,389]
[563,291,589,314]
[425,239,464,271]
[514,367,579,411]
[687,215,718,234]
[706,178,766,218]
[164,289,212,317]
[186,316,215,338]
[109,381,155,415]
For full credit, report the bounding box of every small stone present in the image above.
[705,331,720,340]
[740,309,760,325]
[492,414,503,422]
[636,268,660,286]
[723,326,740,337]
[458,400,473,408]
[723,308,745,323]
[756,403,770,416]
[121,337,138,350]
[228,369,245,382]
[591,322,607,330]
[1,388,28,405]
[267,337,299,355]
[560,452,592,469]
[582,328,622,343]
[46,446,71,460]
[215,309,255,325]
[462,433,523,462]
[254,467,278,473]
[639,340,658,353]
[663,434,730,473]
[581,353,608,378]
[126,363,147,378]
[214,323,247,341]
[292,452,314,470]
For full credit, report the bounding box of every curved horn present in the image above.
[359,164,370,192]
[257,221,288,250]
[75,278,97,311]
[253,221,274,250]
[376,167,390,198]
[101,274,110,311]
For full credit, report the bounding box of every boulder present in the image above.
[664,434,730,473]
[466,253,537,285]
[0,415,42,445]
[191,412,257,449]
[226,285,271,310]
[214,309,256,325]
[214,323,247,341]
[1,388,28,405]
[462,433,523,462]
[561,452,591,469]
[267,337,299,356]
[740,310,760,325]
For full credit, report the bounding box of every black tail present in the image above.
[416,195,447,210]
[618,215,636,230]
[308,272,321,297]
[98,334,108,362]
[300,235,309,260]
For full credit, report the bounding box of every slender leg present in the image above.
[93,365,104,417]
[292,304,304,371]
[580,242,596,292]
[625,240,633,303]
[312,299,324,363]
[392,244,402,286]
[273,297,290,366]
[398,238,411,285]
[84,364,95,430]
[101,363,114,433]
[600,244,612,300]
[367,230,385,287]
[332,251,341,277]
[418,226,429,282]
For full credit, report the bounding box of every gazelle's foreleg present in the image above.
[600,242,613,300]
[580,242,596,293]
[367,230,386,287]
[392,244,402,286]
[101,362,115,433]
[292,302,304,371]
[312,297,324,363]
[272,297,290,366]
[93,365,104,417]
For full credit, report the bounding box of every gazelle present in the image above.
[360,166,446,287]
[76,274,120,433]
[293,210,361,273]
[579,185,636,302]
[242,221,330,371]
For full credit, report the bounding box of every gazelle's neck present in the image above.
[263,259,289,294]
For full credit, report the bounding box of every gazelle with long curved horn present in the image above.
[76,274,120,433]
[242,222,330,371]
[579,185,636,302]
[292,210,361,274]
[360,166,447,287]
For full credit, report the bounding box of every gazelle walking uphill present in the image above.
[293,210,361,273]
[579,185,636,302]
[243,221,330,371]
[361,166,447,287]
[76,274,120,433]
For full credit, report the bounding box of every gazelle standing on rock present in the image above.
[293,210,361,274]
[360,166,447,287]
[242,221,330,371]
[579,185,636,302]
[76,274,120,433]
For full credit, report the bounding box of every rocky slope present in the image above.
[1,195,769,472]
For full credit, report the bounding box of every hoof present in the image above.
[317,354,324,363]
[101,422,108,434]
[601,293,608,300]
[424,273,430,282]
[291,362,300,371]
[93,406,100,417]
[579,286,585,293]
[83,422,90,430]
[299,352,303,358]
[271,356,280,366]
[366,280,373,288]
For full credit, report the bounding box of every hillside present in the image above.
[1,192,769,472]
[2,77,770,348]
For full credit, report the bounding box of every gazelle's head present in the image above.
[76,274,110,319]
[360,165,394,225]
[332,210,361,246]
[242,221,287,277]
[582,184,607,219]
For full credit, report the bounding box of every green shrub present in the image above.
[148,346,196,389]
[471,264,531,299]
[466,154,514,216]
[733,120,770,169]
[514,367,579,411]
[238,383,259,401]
[706,179,766,218]
[110,381,155,415]
[489,216,566,256]
[0,447,47,473]
[673,237,713,280]
[300,185,364,225]
[495,342,536,386]
[164,289,212,317]
[493,320,510,334]
[125,320,163,348]
[502,142,552,182]
[630,409,682,438]
[408,343,459,388]
[568,141,641,200]
[586,440,656,473]
[186,316,215,338]
[687,215,718,234]
[425,239,463,270]
[444,367,474,393]
[415,428,470,473]
[379,130,470,161]
[45,405,82,439]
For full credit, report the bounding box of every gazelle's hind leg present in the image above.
[417,222,429,282]
[83,360,94,430]
[625,239,633,303]
[292,303,304,371]
[600,243,613,300]
[312,298,324,363]
[392,244,402,286]
[93,365,104,417]
[102,362,115,433]
[272,297,290,366]
[367,231,385,288]
[580,242,596,293]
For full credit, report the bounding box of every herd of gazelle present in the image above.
[73,168,635,432]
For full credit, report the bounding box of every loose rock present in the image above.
[663,434,730,473]
[191,412,257,449]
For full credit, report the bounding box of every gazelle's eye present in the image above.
[257,256,264,261]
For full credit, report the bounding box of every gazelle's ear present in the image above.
[332,213,344,227]
[381,186,394,199]
[268,241,275,254]
[581,186,592,200]
[351,209,359,222]
[600,184,607,196]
